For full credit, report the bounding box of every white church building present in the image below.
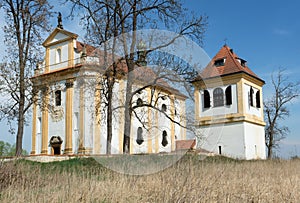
[30,26,187,156]
[193,45,266,159]
[30,18,266,159]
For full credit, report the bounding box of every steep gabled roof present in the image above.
[198,45,264,83]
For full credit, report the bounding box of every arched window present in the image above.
[225,86,232,105]
[256,90,261,108]
[136,98,143,107]
[213,88,224,107]
[161,104,167,112]
[203,90,210,108]
[249,87,254,107]
[162,130,168,147]
[56,48,62,63]
[136,127,144,145]
[55,90,61,106]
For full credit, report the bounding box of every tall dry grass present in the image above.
[0,155,300,202]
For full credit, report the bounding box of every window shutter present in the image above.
[256,91,261,108]
[225,86,232,105]
[203,90,210,108]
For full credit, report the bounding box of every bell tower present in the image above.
[193,45,266,159]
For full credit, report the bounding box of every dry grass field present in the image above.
[0,155,300,202]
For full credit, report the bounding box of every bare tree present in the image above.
[264,68,300,158]
[0,0,53,156]
[68,0,207,154]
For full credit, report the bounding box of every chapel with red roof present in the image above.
[193,45,266,159]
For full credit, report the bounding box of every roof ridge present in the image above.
[225,46,244,71]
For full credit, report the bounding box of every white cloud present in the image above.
[273,28,291,36]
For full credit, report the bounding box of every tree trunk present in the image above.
[16,112,24,156]
[16,62,25,156]
[267,145,273,159]
[267,130,274,159]
[123,62,134,153]
[106,79,114,154]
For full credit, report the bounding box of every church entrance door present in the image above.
[50,136,63,155]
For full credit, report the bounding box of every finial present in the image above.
[223,38,228,46]
[57,12,63,29]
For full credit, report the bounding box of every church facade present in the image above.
[30,27,187,155]
[193,45,266,159]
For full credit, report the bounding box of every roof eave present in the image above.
[192,70,265,85]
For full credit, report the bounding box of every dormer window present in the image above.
[214,58,225,67]
[241,59,246,67]
[236,57,247,67]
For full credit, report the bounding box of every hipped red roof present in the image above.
[198,45,264,82]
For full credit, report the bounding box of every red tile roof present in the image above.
[176,139,196,150]
[75,41,186,98]
[113,61,187,98]
[76,41,97,56]
[197,45,264,82]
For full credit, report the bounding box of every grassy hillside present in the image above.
[1,155,299,202]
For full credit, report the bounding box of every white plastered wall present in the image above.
[199,122,246,159]
[243,122,266,159]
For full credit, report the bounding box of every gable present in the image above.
[43,28,78,47]
[50,32,69,44]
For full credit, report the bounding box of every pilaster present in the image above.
[170,95,175,151]
[45,48,50,73]
[64,79,74,154]
[94,82,101,154]
[180,99,186,140]
[68,40,74,67]
[30,92,37,155]
[194,88,200,120]
[78,81,85,154]
[118,80,125,153]
[41,87,49,154]
[147,88,153,153]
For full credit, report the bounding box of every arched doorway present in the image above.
[50,136,63,155]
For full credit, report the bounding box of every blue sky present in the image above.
[1,0,300,158]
